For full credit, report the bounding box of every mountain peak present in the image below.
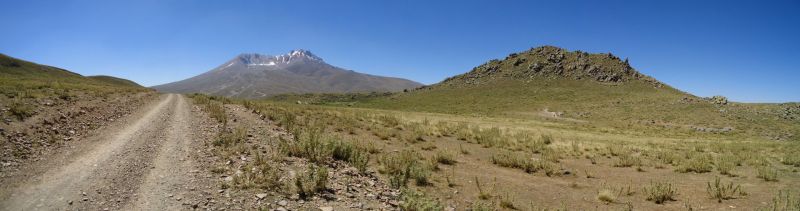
[228,49,324,68]
[287,49,322,61]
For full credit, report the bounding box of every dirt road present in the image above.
[0,94,206,210]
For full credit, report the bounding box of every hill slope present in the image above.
[297,46,798,140]
[0,53,143,88]
[152,50,422,98]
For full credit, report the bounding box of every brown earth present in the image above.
[0,94,215,210]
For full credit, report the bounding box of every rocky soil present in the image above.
[187,104,400,211]
[0,91,157,175]
[0,94,401,210]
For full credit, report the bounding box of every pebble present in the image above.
[319,206,334,211]
[277,200,288,206]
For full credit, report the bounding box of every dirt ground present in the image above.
[1,93,797,211]
[0,94,216,210]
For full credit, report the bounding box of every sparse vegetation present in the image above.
[757,166,780,182]
[400,188,443,211]
[294,164,329,199]
[380,150,432,188]
[644,181,677,204]
[707,177,746,203]
[676,154,713,173]
[760,190,800,211]
[597,189,616,203]
[434,150,457,165]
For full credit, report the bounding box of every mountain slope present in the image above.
[152,50,422,98]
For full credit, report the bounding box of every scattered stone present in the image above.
[319,206,334,211]
[255,193,268,200]
[277,200,288,206]
[709,95,728,105]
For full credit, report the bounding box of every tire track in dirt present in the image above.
[0,94,208,210]
[126,94,198,210]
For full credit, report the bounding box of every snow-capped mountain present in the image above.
[152,50,422,98]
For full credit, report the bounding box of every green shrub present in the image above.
[213,126,247,147]
[330,139,370,173]
[707,177,746,203]
[9,100,35,120]
[613,153,642,168]
[399,188,443,211]
[759,190,800,211]
[715,154,737,176]
[676,154,713,173]
[295,164,329,199]
[279,127,331,164]
[474,127,502,148]
[492,152,536,173]
[644,182,677,204]
[434,150,457,165]
[232,160,282,190]
[381,150,429,188]
[782,153,800,167]
[757,166,779,182]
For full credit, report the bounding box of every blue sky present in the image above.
[1,0,798,102]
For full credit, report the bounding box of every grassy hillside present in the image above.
[0,53,149,121]
[87,75,143,87]
[264,46,799,141]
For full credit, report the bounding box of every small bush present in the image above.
[492,152,535,173]
[597,189,616,203]
[330,139,370,173]
[757,166,779,182]
[213,126,247,147]
[759,190,800,211]
[381,150,428,188]
[400,188,443,211]
[295,164,329,199]
[613,153,642,168]
[676,154,713,173]
[644,182,677,204]
[535,160,559,177]
[781,153,800,167]
[715,154,737,176]
[9,101,35,120]
[434,150,457,165]
[474,127,502,148]
[707,177,746,203]
[280,127,331,164]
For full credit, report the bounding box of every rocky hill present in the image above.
[439,45,663,87]
[152,50,422,98]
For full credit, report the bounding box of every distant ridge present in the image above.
[152,50,422,98]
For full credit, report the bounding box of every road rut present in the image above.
[0,94,204,210]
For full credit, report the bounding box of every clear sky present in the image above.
[1,0,798,102]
